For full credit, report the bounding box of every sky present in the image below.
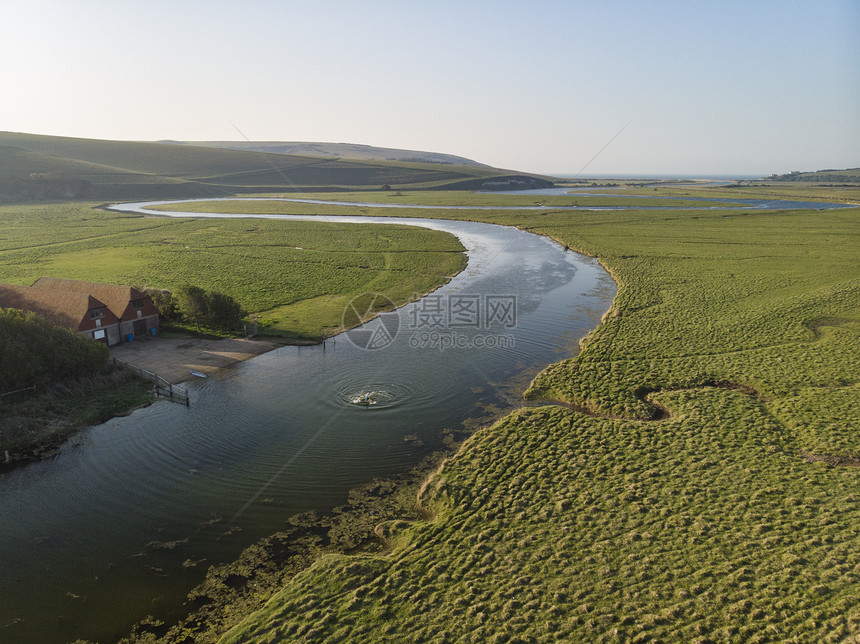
[1,0,858,176]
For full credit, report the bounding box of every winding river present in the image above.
[0,204,616,643]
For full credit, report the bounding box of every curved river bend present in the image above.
[0,203,616,643]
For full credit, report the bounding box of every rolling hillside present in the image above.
[159,140,490,167]
[0,132,552,202]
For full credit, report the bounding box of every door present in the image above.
[133,319,148,337]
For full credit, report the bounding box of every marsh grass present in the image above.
[219,189,860,643]
[619,183,860,204]
[5,190,857,642]
[0,369,152,459]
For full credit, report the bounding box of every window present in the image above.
[132,299,146,309]
[89,308,104,319]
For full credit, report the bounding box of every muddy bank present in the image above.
[108,336,284,384]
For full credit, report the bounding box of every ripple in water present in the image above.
[339,382,409,408]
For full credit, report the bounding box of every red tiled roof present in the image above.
[0,284,115,331]
[31,277,148,321]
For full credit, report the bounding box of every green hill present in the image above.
[765,167,860,183]
[0,132,551,202]
[159,140,490,167]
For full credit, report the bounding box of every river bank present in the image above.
[109,336,285,384]
[123,442,461,643]
[0,369,154,468]
[0,337,287,468]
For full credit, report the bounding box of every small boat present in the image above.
[190,371,208,378]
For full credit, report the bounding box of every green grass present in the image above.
[3,186,858,641]
[218,190,860,643]
[617,182,860,204]
[0,203,466,339]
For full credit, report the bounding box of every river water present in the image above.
[0,207,616,642]
[111,193,851,212]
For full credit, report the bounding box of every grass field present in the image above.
[215,190,860,642]
[0,203,466,340]
[2,184,858,641]
[619,183,860,204]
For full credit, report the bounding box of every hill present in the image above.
[158,140,490,167]
[0,132,551,202]
[764,167,860,183]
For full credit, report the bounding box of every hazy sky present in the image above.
[2,0,858,175]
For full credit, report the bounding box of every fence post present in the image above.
[111,358,188,407]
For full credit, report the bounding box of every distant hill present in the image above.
[0,132,551,202]
[764,168,860,183]
[159,140,490,168]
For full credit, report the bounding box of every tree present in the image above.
[143,288,180,321]
[207,291,244,333]
[175,285,209,332]
[174,285,245,334]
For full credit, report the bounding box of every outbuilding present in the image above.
[0,278,159,345]
[30,278,160,342]
[0,283,121,344]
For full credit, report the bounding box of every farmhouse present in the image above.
[0,278,159,345]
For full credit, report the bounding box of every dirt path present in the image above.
[108,336,284,384]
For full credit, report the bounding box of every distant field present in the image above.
[618,182,860,204]
[0,203,465,339]
[146,191,747,214]
[220,189,860,643]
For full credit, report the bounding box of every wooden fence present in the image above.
[112,357,189,406]
[0,384,36,403]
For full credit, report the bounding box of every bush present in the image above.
[0,308,108,392]
[175,285,245,333]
